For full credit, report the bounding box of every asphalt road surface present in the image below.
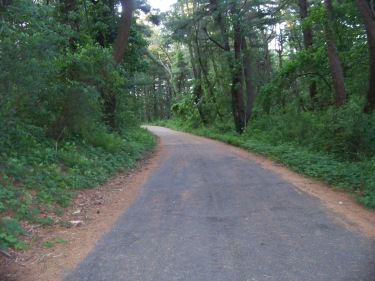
[64,126,375,281]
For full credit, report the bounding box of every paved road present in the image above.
[64,126,375,281]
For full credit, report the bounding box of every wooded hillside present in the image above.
[1,0,374,251]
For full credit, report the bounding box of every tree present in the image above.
[355,0,375,112]
[203,0,260,133]
[324,0,346,107]
[298,0,318,105]
[113,0,134,64]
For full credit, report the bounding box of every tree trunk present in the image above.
[324,0,346,108]
[298,0,313,48]
[144,85,151,122]
[242,37,254,124]
[261,30,272,75]
[355,0,375,112]
[188,37,208,125]
[188,41,199,81]
[208,0,245,132]
[108,0,115,14]
[298,0,318,105]
[59,0,76,25]
[209,0,230,52]
[101,0,133,129]
[113,0,134,64]
[231,20,246,133]
[158,79,164,119]
[153,80,158,120]
[166,80,172,118]
[276,27,284,69]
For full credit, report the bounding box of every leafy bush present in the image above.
[247,100,375,161]
[0,217,26,250]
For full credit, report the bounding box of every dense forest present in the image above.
[144,0,375,209]
[0,0,374,250]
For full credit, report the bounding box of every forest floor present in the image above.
[1,132,374,281]
[0,141,162,281]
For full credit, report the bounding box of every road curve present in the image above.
[64,126,375,281]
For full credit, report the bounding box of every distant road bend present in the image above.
[65,126,375,281]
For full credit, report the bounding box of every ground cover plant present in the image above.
[0,0,156,250]
[0,126,155,250]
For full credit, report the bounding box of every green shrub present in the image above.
[246,100,375,161]
[0,217,26,250]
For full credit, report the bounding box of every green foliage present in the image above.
[0,127,156,250]
[0,2,71,134]
[248,100,375,161]
[151,0,375,208]
[36,217,55,227]
[54,237,68,244]
[43,241,54,248]
[143,0,375,209]
[0,217,26,250]
[42,237,67,248]
[0,0,156,251]
[171,97,203,129]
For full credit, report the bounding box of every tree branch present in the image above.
[201,26,229,51]
[292,72,332,91]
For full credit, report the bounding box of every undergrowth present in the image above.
[0,126,156,250]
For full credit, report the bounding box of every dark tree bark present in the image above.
[153,80,158,120]
[298,0,313,48]
[355,0,375,112]
[231,17,246,133]
[113,0,134,64]
[102,0,133,129]
[158,79,164,119]
[261,29,272,75]
[144,85,151,122]
[187,42,199,82]
[209,0,230,52]
[193,27,219,124]
[298,0,318,105]
[188,34,208,125]
[108,0,115,14]
[242,37,254,124]
[324,0,346,107]
[59,0,76,25]
[165,80,172,118]
[96,0,116,47]
[207,0,246,133]
[276,28,284,69]
[0,0,12,6]
[102,93,116,129]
